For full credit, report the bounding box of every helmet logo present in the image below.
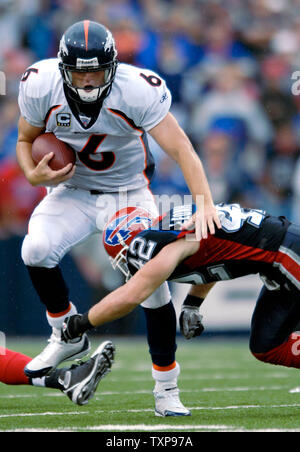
[76,57,99,69]
[104,212,152,247]
[59,35,69,57]
[104,30,117,56]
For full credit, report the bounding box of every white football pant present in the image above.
[21,184,171,309]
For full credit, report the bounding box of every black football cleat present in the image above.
[61,340,116,406]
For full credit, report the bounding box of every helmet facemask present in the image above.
[59,60,117,103]
[109,233,131,281]
[60,63,117,103]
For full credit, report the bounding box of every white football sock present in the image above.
[31,376,46,387]
[152,362,180,391]
[46,302,77,330]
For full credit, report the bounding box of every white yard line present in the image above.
[1,403,300,419]
[108,372,290,381]
[2,425,300,433]
[0,424,233,432]
[0,411,88,418]
[188,403,300,411]
[96,385,286,394]
[0,385,290,399]
[1,405,300,432]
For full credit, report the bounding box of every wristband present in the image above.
[182,295,204,308]
[78,311,94,334]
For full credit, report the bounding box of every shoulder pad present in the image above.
[20,59,60,99]
[126,229,178,276]
[112,64,171,129]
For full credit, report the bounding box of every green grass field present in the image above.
[1,335,300,432]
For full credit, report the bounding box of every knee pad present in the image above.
[252,332,300,369]
[21,232,54,268]
[140,282,171,309]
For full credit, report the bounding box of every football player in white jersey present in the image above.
[16,20,220,416]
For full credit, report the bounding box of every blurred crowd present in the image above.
[1,0,300,293]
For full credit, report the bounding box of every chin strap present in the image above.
[76,86,101,103]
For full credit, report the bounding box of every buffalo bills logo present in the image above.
[104,212,152,247]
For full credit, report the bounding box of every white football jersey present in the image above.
[18,58,172,191]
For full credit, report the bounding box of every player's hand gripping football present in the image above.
[29,152,75,187]
[179,306,204,340]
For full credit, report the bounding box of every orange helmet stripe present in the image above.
[83,20,90,51]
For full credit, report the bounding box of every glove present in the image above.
[61,313,92,342]
[179,305,204,340]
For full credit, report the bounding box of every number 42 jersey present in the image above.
[18,59,172,191]
[127,203,298,290]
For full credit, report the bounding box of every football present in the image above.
[32,132,76,171]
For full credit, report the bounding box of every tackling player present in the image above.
[16,20,220,416]
[0,341,115,406]
[61,203,300,415]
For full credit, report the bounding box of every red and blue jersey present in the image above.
[126,203,299,291]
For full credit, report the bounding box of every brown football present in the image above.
[32,132,76,171]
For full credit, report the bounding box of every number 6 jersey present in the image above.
[126,203,298,291]
[18,58,172,191]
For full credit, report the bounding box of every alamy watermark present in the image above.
[95,189,205,240]
[0,331,6,355]
[0,71,6,96]
[0,73,8,353]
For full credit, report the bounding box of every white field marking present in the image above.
[0,425,234,432]
[0,411,88,418]
[132,362,244,371]
[108,372,290,382]
[67,425,300,432]
[2,403,300,420]
[3,426,300,433]
[74,425,300,432]
[194,385,284,392]
[290,386,300,393]
[94,385,286,395]
[117,403,300,414]
[82,424,231,431]
[0,394,34,398]
[0,385,289,400]
[188,403,300,411]
[224,429,300,432]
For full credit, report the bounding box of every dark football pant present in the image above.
[250,286,300,350]
[250,223,300,368]
[142,302,177,367]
